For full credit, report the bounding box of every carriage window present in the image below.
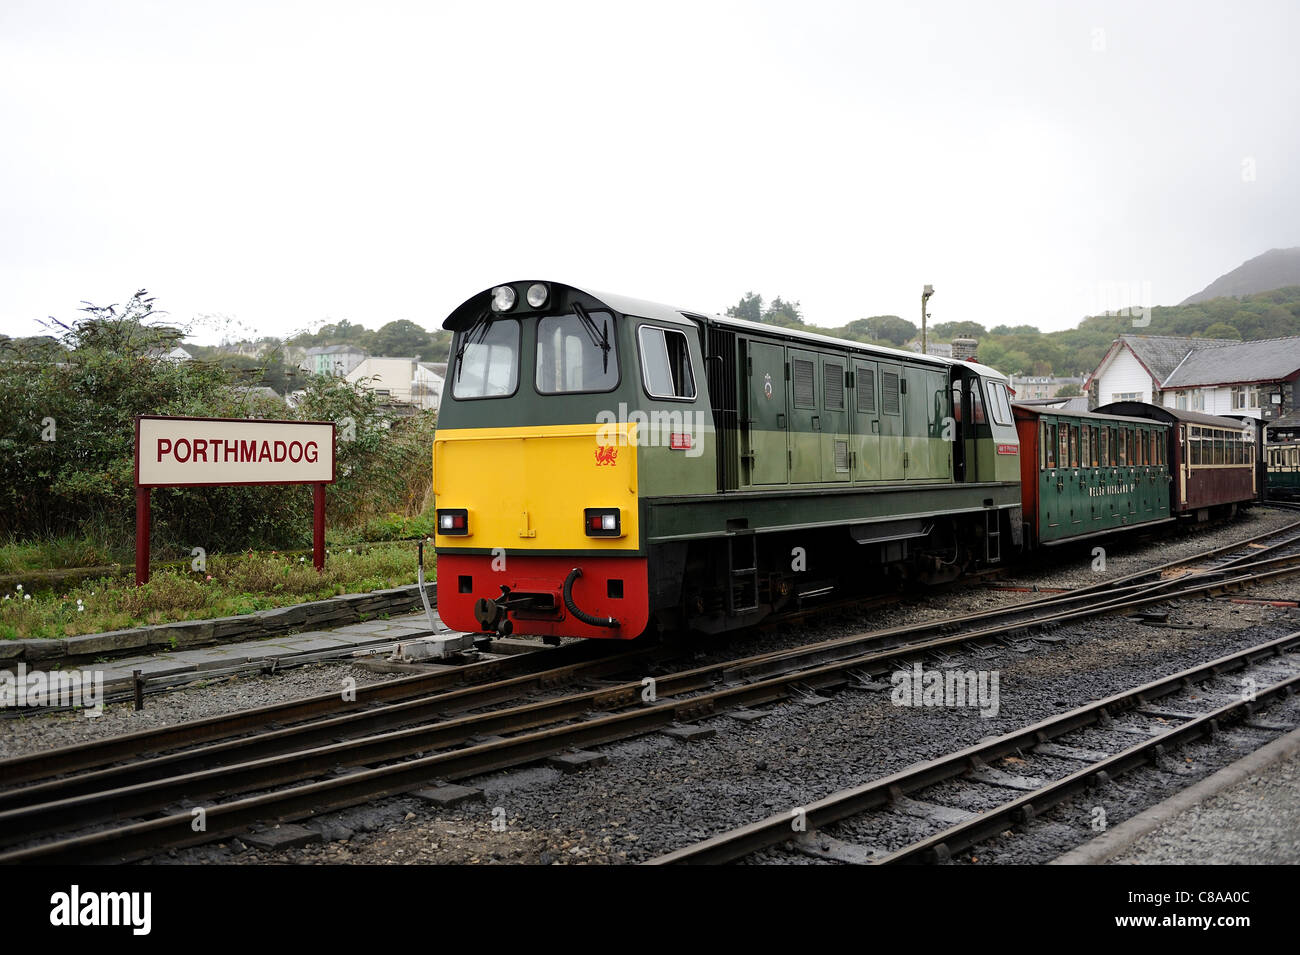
[1119,430,1127,465]
[1058,426,1068,468]
[536,312,619,394]
[637,325,694,399]
[1137,431,1146,465]
[1100,428,1109,466]
[452,318,520,399]
[1045,423,1056,468]
[1069,426,1079,467]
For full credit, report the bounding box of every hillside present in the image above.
[1181,247,1300,304]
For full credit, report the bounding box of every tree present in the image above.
[762,296,803,326]
[856,315,916,348]
[933,321,987,340]
[371,319,433,358]
[1055,383,1083,397]
[1203,322,1242,340]
[726,292,764,324]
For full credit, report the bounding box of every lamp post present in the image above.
[921,284,935,354]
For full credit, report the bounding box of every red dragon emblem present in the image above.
[594,445,619,466]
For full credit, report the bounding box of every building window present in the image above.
[1112,392,1141,402]
[1176,392,1188,410]
[1232,386,1260,410]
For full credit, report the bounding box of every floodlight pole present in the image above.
[921,284,935,354]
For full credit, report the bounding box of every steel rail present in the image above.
[4,562,1299,863]
[11,530,1300,814]
[646,632,1300,864]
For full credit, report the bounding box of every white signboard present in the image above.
[136,416,335,487]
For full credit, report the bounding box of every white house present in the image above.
[344,357,444,411]
[412,362,446,411]
[1086,334,1300,425]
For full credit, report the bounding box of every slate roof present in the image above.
[1119,335,1237,384]
[1162,336,1300,388]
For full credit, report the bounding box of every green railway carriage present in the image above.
[1013,405,1172,545]
[1266,443,1300,499]
[434,281,1024,640]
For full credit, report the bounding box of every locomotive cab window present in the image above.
[536,311,619,394]
[452,318,521,399]
[987,381,1013,426]
[638,326,696,400]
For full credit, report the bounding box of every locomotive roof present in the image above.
[1012,403,1163,427]
[1093,401,1251,429]
[445,281,1008,381]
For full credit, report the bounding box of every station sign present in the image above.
[136,416,335,487]
[133,415,337,584]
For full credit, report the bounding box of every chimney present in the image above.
[951,337,978,361]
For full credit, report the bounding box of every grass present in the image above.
[0,543,431,640]
[0,536,129,574]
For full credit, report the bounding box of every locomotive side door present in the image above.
[819,354,851,483]
[787,347,822,483]
[877,361,904,480]
[852,359,881,481]
[743,340,789,486]
[951,375,966,481]
[957,371,986,484]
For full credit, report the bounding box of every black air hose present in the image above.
[563,567,618,628]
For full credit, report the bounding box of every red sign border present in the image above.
[133,415,340,584]
[134,414,338,488]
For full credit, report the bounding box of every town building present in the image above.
[1085,334,1300,426]
[301,344,367,377]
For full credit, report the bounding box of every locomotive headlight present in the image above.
[490,285,517,312]
[526,282,549,308]
[437,508,470,535]
[583,508,622,538]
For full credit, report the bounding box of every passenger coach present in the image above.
[433,281,1024,641]
[1094,402,1257,519]
[1013,405,1171,546]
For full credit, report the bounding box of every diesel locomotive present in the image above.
[432,280,1259,642]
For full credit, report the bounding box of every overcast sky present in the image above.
[2,0,1297,344]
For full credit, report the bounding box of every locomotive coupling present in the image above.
[472,585,515,635]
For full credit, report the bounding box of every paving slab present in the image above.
[29,609,463,683]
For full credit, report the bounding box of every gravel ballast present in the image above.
[5,507,1298,865]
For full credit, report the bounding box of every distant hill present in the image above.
[1181,247,1300,304]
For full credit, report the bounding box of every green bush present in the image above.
[0,291,436,558]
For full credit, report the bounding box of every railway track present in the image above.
[647,632,1300,864]
[4,521,1300,863]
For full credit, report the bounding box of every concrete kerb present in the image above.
[1052,724,1300,865]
